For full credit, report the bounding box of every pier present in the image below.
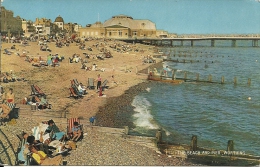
[119,36,260,47]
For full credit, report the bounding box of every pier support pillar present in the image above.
[170,40,173,46]
[181,40,184,47]
[227,140,234,151]
[252,40,258,47]
[191,40,194,47]
[232,40,236,47]
[191,135,197,151]
[211,40,215,47]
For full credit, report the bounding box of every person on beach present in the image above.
[46,120,65,141]
[71,121,82,142]
[96,74,102,91]
[0,103,12,119]
[28,143,62,165]
[5,88,15,103]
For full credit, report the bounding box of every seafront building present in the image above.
[0,6,23,36]
[78,14,166,39]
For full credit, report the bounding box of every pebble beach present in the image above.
[0,38,198,166]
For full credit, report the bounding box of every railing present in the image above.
[0,129,17,165]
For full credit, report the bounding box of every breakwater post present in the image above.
[156,130,162,144]
[191,135,198,151]
[227,140,234,151]
[184,72,187,81]
[196,73,199,81]
[172,71,176,80]
[124,126,129,135]
[208,74,212,82]
[234,77,237,85]
[247,78,251,86]
[221,76,225,84]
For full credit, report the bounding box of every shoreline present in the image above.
[96,61,164,128]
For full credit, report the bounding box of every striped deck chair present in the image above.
[67,118,83,142]
[33,85,45,96]
[69,87,78,99]
[71,84,83,98]
[87,78,95,90]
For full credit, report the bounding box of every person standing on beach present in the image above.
[96,74,102,91]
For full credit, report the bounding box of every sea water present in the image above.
[130,40,260,156]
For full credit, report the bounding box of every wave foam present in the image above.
[132,95,159,129]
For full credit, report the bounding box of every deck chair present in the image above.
[4,49,12,55]
[16,134,30,165]
[69,87,78,99]
[67,118,83,142]
[87,78,95,89]
[33,85,45,96]
[0,103,19,125]
[25,56,32,63]
[73,79,79,86]
[31,85,37,96]
[71,84,83,98]
[34,96,50,109]
[101,79,109,90]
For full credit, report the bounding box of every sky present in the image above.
[1,0,260,34]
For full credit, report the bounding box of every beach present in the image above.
[0,39,197,166]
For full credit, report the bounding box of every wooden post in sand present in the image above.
[156,130,162,144]
[136,66,138,75]
[124,126,129,135]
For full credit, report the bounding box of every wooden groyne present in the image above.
[148,68,253,86]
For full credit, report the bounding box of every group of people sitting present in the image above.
[1,70,25,83]
[22,95,51,110]
[31,53,64,67]
[69,54,81,63]
[18,119,82,165]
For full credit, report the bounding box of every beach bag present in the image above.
[67,141,76,150]
[32,151,47,164]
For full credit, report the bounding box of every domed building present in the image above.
[54,15,64,30]
[78,14,158,39]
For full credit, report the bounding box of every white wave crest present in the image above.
[132,96,159,129]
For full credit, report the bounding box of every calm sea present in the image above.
[130,40,260,156]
